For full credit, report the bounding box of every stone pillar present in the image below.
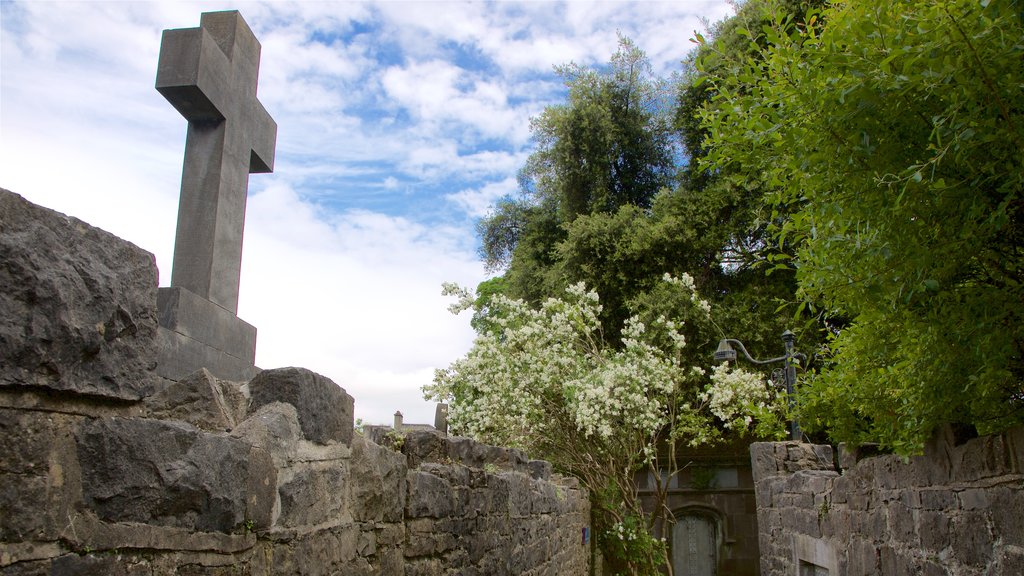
[434,403,448,435]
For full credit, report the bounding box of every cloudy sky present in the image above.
[0,0,732,425]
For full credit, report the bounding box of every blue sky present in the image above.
[0,0,732,424]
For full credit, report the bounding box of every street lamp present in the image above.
[713,330,806,441]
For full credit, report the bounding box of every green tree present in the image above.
[477,36,678,314]
[701,0,1024,453]
[521,35,677,221]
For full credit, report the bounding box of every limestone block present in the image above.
[406,469,454,519]
[990,485,1024,546]
[0,409,81,542]
[50,554,150,576]
[921,425,957,484]
[277,462,347,528]
[994,546,1024,576]
[75,417,276,532]
[486,472,511,514]
[289,524,358,575]
[950,511,993,566]
[404,518,457,558]
[350,434,408,523]
[749,442,780,482]
[879,545,919,576]
[146,368,246,431]
[957,487,990,510]
[376,523,405,547]
[918,488,956,511]
[506,472,534,517]
[405,557,444,576]
[845,537,880,575]
[1008,425,1024,473]
[248,367,354,445]
[528,459,552,480]
[357,530,376,557]
[378,547,406,576]
[448,435,528,471]
[232,401,302,467]
[402,431,449,467]
[886,501,916,545]
[531,482,558,515]
[918,510,951,552]
[950,432,1014,482]
[0,189,159,400]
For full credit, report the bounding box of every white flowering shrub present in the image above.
[425,275,784,574]
[704,363,770,427]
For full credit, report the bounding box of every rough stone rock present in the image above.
[76,417,276,532]
[277,463,348,528]
[350,435,407,522]
[402,430,449,467]
[232,401,303,467]
[0,409,81,542]
[407,470,454,519]
[49,554,149,576]
[0,189,159,400]
[146,368,246,431]
[527,459,552,481]
[448,435,527,471]
[248,367,354,445]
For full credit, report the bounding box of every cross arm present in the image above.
[156,27,230,123]
[247,99,276,173]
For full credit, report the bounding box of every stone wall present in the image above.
[0,189,590,575]
[750,426,1024,575]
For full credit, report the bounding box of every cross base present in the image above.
[155,286,259,382]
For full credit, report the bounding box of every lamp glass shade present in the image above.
[714,340,737,363]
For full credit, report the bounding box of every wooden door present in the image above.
[671,514,717,576]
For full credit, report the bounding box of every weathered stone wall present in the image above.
[750,427,1024,575]
[0,189,590,575]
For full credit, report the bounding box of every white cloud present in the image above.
[240,184,482,424]
[446,177,520,218]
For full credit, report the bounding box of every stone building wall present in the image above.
[637,446,760,576]
[0,189,590,575]
[750,426,1024,575]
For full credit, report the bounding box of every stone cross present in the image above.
[156,11,276,314]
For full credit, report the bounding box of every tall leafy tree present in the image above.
[701,0,1024,453]
[477,37,678,311]
[521,35,677,221]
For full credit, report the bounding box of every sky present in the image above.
[0,0,732,425]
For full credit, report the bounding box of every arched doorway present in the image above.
[671,511,719,576]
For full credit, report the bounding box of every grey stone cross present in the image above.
[156,11,277,314]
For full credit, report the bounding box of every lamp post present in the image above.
[713,330,806,441]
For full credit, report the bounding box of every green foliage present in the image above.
[521,35,677,221]
[598,513,668,576]
[384,429,406,452]
[701,0,1024,453]
[477,36,681,322]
